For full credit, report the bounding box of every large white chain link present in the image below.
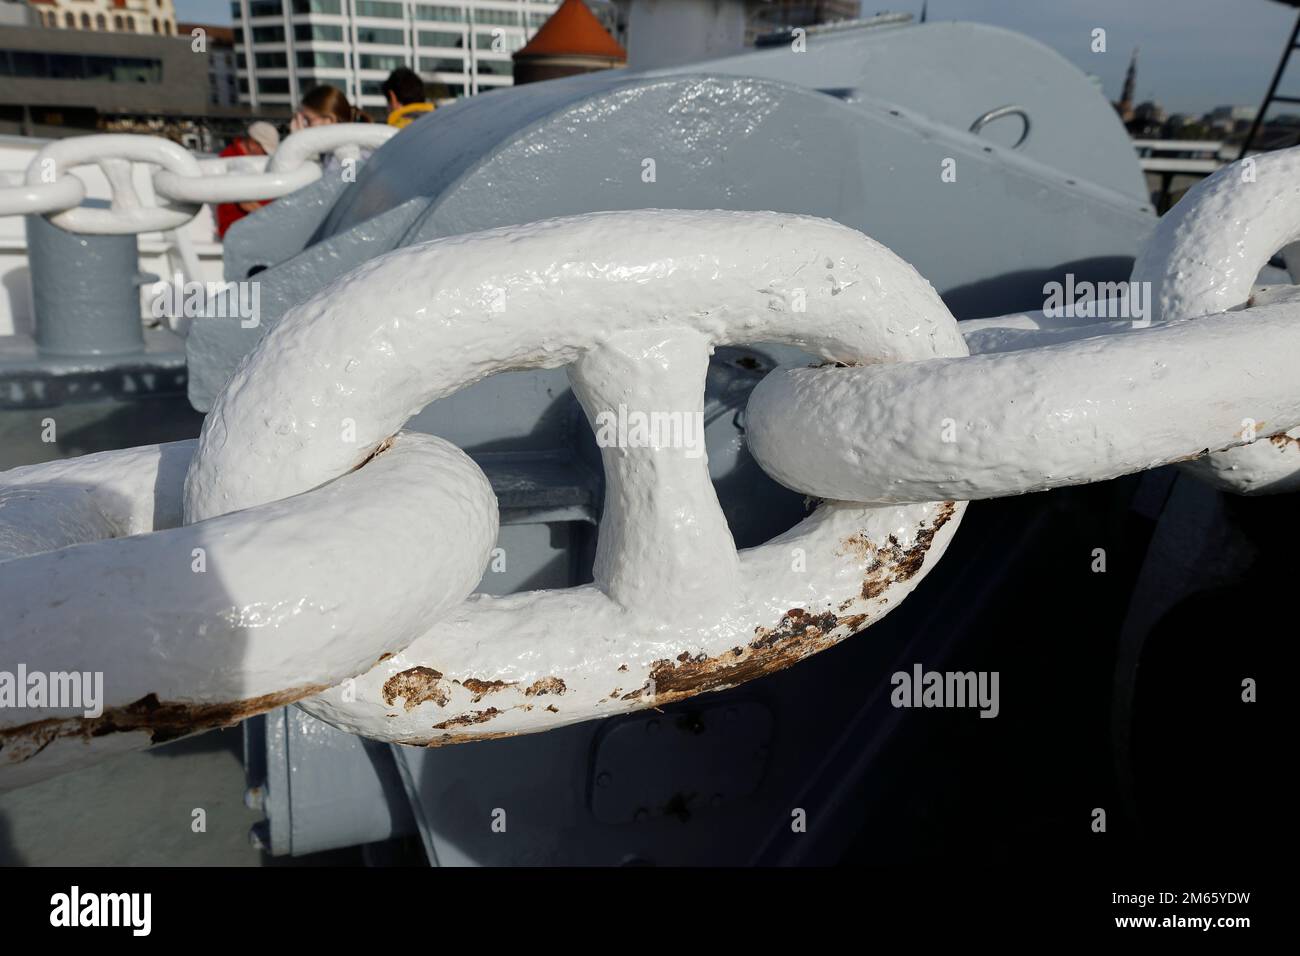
[0,125,396,235]
[749,149,1300,501]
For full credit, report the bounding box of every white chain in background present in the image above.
[0,148,1296,790]
[0,124,396,235]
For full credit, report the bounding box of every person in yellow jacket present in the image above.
[382,68,435,128]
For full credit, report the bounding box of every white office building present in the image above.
[231,0,559,112]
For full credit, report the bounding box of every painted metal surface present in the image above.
[154,125,396,206]
[1131,149,1300,494]
[676,20,1149,200]
[0,125,396,236]
[25,214,145,359]
[24,135,202,234]
[185,209,966,745]
[746,293,1300,502]
[190,69,1152,409]
[0,432,496,789]
[0,19,1288,864]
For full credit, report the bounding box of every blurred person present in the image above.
[290,84,371,131]
[381,68,433,128]
[214,120,280,239]
[289,84,378,176]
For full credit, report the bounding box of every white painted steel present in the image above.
[267,124,396,173]
[154,158,319,204]
[0,433,497,789]
[747,291,1300,502]
[1131,148,1300,494]
[26,134,203,234]
[0,175,84,217]
[186,209,968,745]
[153,126,396,204]
[0,126,398,234]
[750,148,1300,502]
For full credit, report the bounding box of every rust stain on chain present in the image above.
[431,707,501,730]
[460,677,517,703]
[383,666,450,710]
[0,684,329,765]
[525,677,566,697]
[399,504,957,749]
[643,502,955,704]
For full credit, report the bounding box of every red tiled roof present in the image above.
[515,0,626,60]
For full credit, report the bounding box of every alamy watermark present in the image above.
[594,404,706,459]
[1043,274,1151,328]
[148,274,260,329]
[50,886,151,936]
[890,664,999,718]
[0,664,103,718]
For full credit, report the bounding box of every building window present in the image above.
[359,53,407,71]
[152,17,160,33]
[418,30,464,48]
[290,0,342,13]
[473,9,520,26]
[248,0,284,16]
[251,25,285,42]
[297,50,347,68]
[527,12,548,27]
[255,51,289,68]
[81,13,91,29]
[295,24,344,42]
[258,77,291,94]
[414,5,464,23]
[64,12,75,28]
[419,56,464,73]
[475,57,511,76]
[354,1,403,18]
[356,27,404,45]
[96,13,106,29]
[0,49,164,84]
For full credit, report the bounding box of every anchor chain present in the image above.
[0,125,395,235]
[1,149,1297,788]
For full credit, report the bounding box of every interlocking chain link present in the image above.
[0,124,396,235]
[0,140,1296,789]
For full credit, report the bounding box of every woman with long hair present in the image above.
[290,85,372,131]
[288,85,374,174]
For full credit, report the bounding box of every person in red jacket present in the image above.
[215,121,280,239]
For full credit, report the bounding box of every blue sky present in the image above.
[175,0,1295,114]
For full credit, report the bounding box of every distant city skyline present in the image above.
[172,0,1296,116]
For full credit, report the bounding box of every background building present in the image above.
[512,0,623,85]
[746,0,857,41]
[25,0,178,35]
[231,0,561,113]
[180,22,242,106]
[0,19,206,137]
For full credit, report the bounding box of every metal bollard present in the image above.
[25,211,145,358]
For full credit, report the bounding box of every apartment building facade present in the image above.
[231,0,559,112]
[26,0,178,35]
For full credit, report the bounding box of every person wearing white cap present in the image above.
[215,121,282,238]
[246,121,280,156]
